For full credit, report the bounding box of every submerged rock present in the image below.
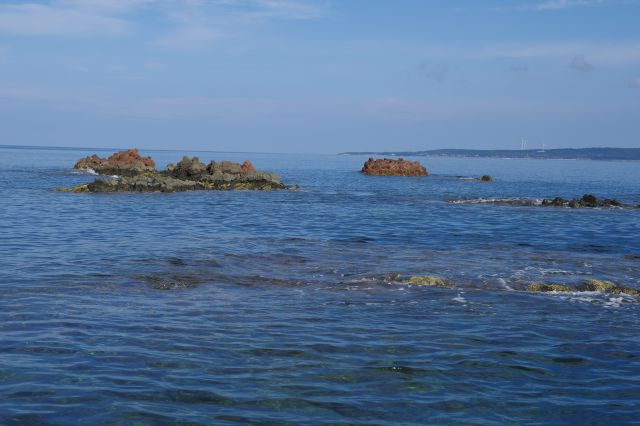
[577,279,640,295]
[361,158,428,176]
[451,194,633,209]
[541,197,567,207]
[525,283,572,292]
[543,194,625,209]
[405,275,452,287]
[74,148,156,176]
[526,279,640,296]
[62,150,290,193]
[135,274,201,290]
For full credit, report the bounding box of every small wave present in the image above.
[71,168,98,175]
[452,293,467,303]
[536,290,638,308]
[449,197,543,206]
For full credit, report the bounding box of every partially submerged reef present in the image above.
[362,158,429,176]
[395,275,454,287]
[396,275,639,297]
[60,149,292,193]
[541,194,624,208]
[450,194,637,209]
[525,279,640,296]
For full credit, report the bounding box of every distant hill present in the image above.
[340,148,640,161]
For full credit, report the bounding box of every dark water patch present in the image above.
[167,257,186,266]
[134,274,203,290]
[551,356,587,364]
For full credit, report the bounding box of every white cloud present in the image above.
[154,0,326,48]
[0,3,128,36]
[0,0,326,41]
[469,41,640,65]
[109,96,283,120]
[535,0,605,10]
[155,24,221,48]
[361,97,617,122]
[251,0,325,20]
[0,85,87,102]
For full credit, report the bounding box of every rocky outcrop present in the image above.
[361,158,428,176]
[404,275,452,287]
[541,194,623,208]
[525,283,572,292]
[450,194,634,209]
[526,279,640,295]
[74,148,156,176]
[61,151,290,193]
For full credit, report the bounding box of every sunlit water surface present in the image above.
[1,146,639,425]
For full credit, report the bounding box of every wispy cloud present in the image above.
[534,0,605,10]
[155,0,326,48]
[470,41,640,65]
[361,97,607,121]
[570,55,594,72]
[418,62,449,83]
[0,3,129,37]
[630,78,640,88]
[0,85,88,103]
[250,0,326,20]
[510,64,529,72]
[0,0,326,41]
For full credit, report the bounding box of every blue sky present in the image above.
[1,0,639,153]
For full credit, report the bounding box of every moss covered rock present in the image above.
[578,279,640,295]
[525,283,572,292]
[406,276,452,287]
[579,279,619,292]
[61,151,291,193]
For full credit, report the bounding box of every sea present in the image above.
[1,145,639,425]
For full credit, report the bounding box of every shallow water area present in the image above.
[1,146,640,424]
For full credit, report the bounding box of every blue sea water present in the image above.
[1,146,639,425]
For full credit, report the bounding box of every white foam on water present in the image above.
[547,291,638,308]
[72,168,98,175]
[496,277,515,291]
[604,297,625,308]
[448,197,543,206]
[452,293,467,304]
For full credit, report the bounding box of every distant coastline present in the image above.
[340,148,640,161]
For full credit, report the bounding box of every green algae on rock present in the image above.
[578,279,640,295]
[56,184,90,193]
[525,283,572,293]
[525,280,640,296]
[405,276,452,287]
[59,150,292,193]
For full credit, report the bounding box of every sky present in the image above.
[0,0,639,153]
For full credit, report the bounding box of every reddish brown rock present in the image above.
[74,148,155,176]
[361,158,428,177]
[240,160,255,175]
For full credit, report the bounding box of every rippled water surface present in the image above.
[1,146,640,425]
